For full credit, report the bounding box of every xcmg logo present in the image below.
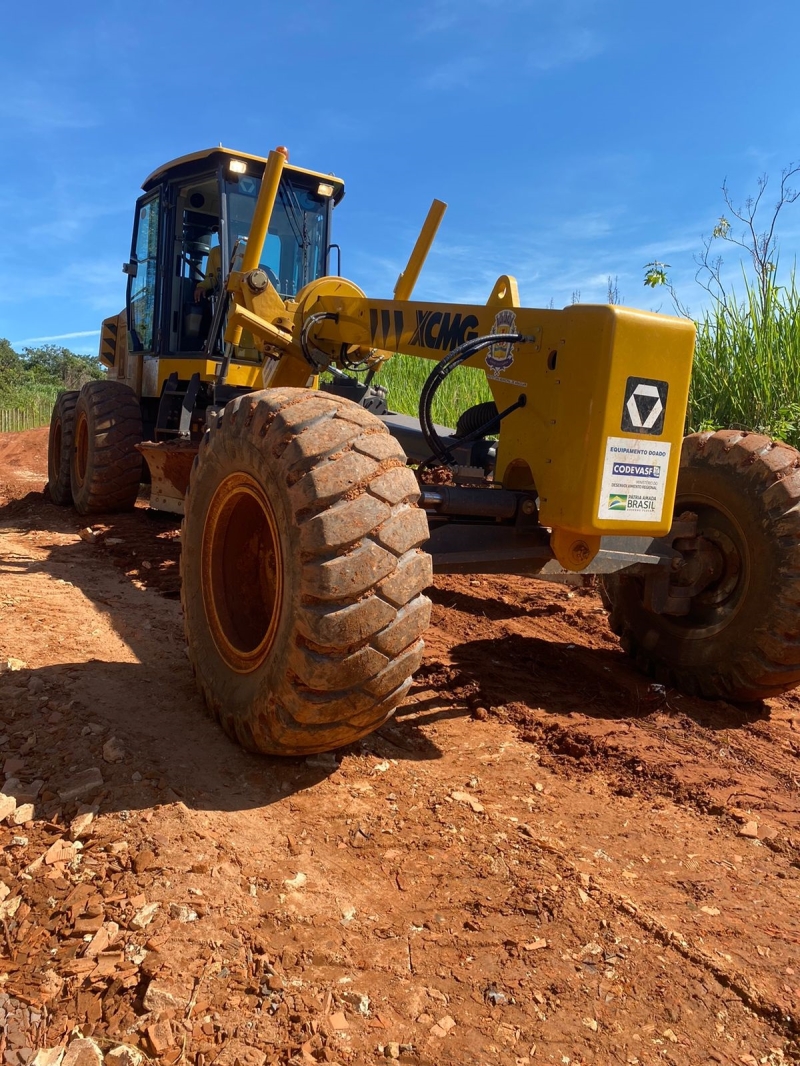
[369,308,480,351]
[410,311,480,350]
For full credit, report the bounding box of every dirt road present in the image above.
[1,427,799,1066]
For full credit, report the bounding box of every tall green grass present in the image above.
[0,384,60,434]
[366,353,494,427]
[690,277,800,447]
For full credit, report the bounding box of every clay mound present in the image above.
[0,425,49,485]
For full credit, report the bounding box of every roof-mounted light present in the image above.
[228,159,247,174]
[317,182,335,197]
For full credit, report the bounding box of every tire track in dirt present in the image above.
[428,575,800,847]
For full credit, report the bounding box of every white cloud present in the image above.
[529,27,603,71]
[10,330,101,347]
[420,58,485,91]
[560,211,617,240]
[0,80,98,132]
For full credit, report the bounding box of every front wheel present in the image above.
[70,381,143,514]
[47,391,78,505]
[602,430,800,701]
[180,387,433,755]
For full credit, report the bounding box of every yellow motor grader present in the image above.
[47,145,800,754]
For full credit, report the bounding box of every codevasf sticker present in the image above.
[598,436,672,521]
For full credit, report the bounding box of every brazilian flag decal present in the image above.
[608,494,628,511]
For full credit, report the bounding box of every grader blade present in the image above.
[137,440,198,515]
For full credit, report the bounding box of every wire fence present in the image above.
[0,398,54,434]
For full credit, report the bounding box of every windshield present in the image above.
[224,172,330,297]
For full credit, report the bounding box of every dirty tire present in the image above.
[47,391,79,505]
[603,430,800,701]
[70,380,143,515]
[181,387,433,756]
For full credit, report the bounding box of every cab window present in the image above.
[129,194,160,352]
[225,173,329,297]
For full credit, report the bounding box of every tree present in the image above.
[20,345,104,389]
[0,340,104,405]
[645,163,800,315]
[0,338,21,376]
[697,164,800,314]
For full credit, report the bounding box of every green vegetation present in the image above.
[649,164,800,448]
[370,353,493,427]
[0,339,104,424]
[689,275,800,446]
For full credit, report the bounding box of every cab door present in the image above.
[127,191,162,355]
[128,189,163,398]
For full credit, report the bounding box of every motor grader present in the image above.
[47,145,800,755]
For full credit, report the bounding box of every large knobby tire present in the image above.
[47,391,78,505]
[603,430,800,701]
[70,380,143,515]
[180,387,433,756]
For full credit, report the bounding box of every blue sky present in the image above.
[2,0,800,355]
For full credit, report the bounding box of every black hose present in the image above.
[418,332,533,466]
[455,401,500,438]
[300,311,338,368]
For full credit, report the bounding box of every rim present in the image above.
[51,417,63,474]
[200,472,283,673]
[74,411,89,487]
[663,491,749,640]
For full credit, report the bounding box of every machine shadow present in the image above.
[442,631,769,732]
[0,494,445,824]
[426,583,563,621]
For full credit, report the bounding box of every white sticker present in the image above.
[597,436,672,522]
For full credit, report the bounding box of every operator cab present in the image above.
[125,147,345,362]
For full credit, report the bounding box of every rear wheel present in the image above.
[181,387,433,755]
[70,381,143,514]
[47,391,78,505]
[603,430,800,700]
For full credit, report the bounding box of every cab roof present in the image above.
[142,146,345,202]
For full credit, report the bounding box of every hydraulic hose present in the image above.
[418,332,534,467]
[300,311,338,368]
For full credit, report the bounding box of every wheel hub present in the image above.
[664,496,748,637]
[201,472,283,673]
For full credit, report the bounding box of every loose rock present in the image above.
[103,737,125,764]
[44,839,80,865]
[0,792,17,822]
[451,790,485,814]
[1,657,27,672]
[168,902,198,923]
[58,767,103,802]
[31,1050,64,1066]
[104,1048,144,1066]
[61,1039,103,1066]
[131,901,160,928]
[340,990,370,1016]
[143,978,190,1013]
[11,802,34,825]
[69,811,95,840]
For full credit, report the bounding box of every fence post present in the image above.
[0,398,55,434]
